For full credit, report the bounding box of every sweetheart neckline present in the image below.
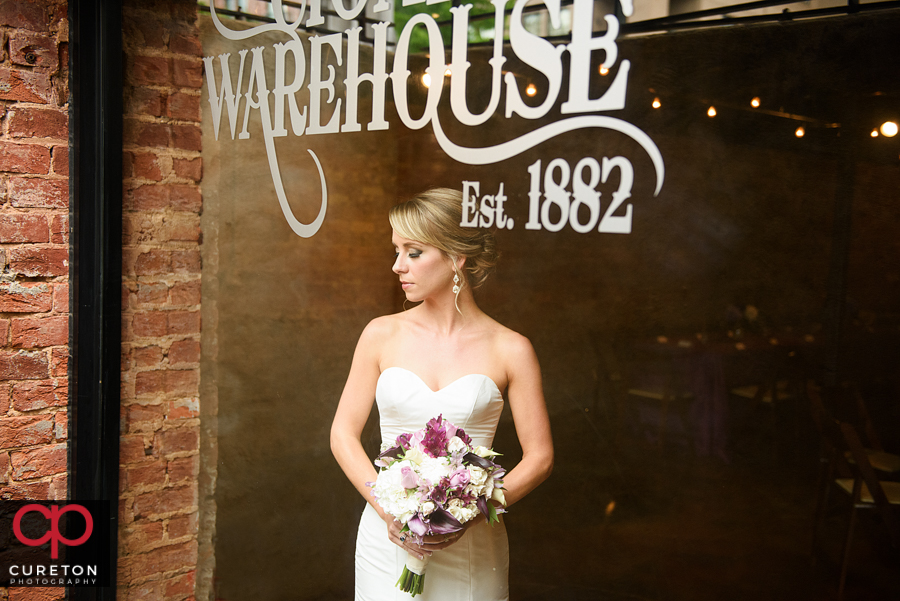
[379,366,502,395]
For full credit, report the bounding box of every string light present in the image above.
[422,73,431,88]
[880,121,898,137]
[707,106,717,118]
[525,83,537,97]
[652,97,661,109]
[598,65,609,76]
[871,129,879,138]
[751,97,760,108]
[444,68,452,77]
[795,127,805,138]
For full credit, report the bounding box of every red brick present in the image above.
[121,520,165,554]
[0,319,8,346]
[132,152,163,181]
[53,411,66,439]
[168,311,199,335]
[168,339,199,365]
[118,540,198,582]
[172,58,202,88]
[121,434,154,464]
[173,157,201,182]
[122,580,166,601]
[50,214,68,244]
[163,214,200,242]
[49,473,67,500]
[126,459,167,488]
[170,30,201,56]
[132,312,168,337]
[0,414,53,448]
[125,402,164,431]
[0,1,48,32]
[166,92,199,121]
[124,14,167,49]
[0,67,51,103]
[131,55,170,86]
[11,379,67,411]
[164,569,196,598]
[10,443,66,479]
[135,370,166,396]
[136,282,168,305]
[124,119,170,148]
[8,177,68,208]
[8,107,67,139]
[0,214,50,243]
[133,485,197,518]
[0,479,50,500]
[0,142,51,174]
[134,345,164,367]
[0,451,8,483]
[7,247,69,277]
[157,426,198,455]
[171,124,200,151]
[165,398,199,420]
[0,349,49,379]
[126,87,165,118]
[51,145,68,175]
[0,282,52,312]
[11,316,68,348]
[51,282,67,312]
[129,184,169,210]
[166,512,197,541]
[50,347,67,377]
[169,280,200,306]
[133,249,171,275]
[171,250,200,273]
[9,31,58,70]
[169,184,201,212]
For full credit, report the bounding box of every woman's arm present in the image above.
[331,319,436,560]
[330,320,387,513]
[498,333,554,507]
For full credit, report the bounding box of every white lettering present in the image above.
[307,34,344,135]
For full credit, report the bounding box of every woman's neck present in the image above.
[414,288,481,335]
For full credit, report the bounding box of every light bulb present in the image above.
[598,65,609,76]
[871,129,879,138]
[880,121,898,137]
[751,97,760,108]
[707,106,717,118]
[525,83,537,97]
[795,127,805,138]
[652,97,661,109]
[422,73,431,88]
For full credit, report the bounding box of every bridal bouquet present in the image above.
[368,415,507,597]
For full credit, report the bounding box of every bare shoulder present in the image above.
[484,319,538,367]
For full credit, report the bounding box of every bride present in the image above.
[331,188,554,600]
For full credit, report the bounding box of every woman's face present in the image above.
[391,230,455,302]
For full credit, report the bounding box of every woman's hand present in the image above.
[385,516,432,560]
[386,513,486,557]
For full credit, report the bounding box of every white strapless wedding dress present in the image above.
[355,367,509,601]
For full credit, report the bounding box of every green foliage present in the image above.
[394,0,503,55]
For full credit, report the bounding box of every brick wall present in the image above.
[0,1,69,599]
[118,0,202,598]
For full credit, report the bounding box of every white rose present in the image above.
[421,501,436,516]
[404,447,426,466]
[469,466,487,486]
[418,455,451,485]
[447,436,468,454]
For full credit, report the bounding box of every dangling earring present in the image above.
[452,271,460,295]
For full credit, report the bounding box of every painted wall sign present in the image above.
[202,0,664,237]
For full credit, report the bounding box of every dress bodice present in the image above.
[375,367,504,449]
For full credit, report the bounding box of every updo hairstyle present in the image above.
[389,188,499,289]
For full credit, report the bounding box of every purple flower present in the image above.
[408,513,428,537]
[395,432,412,450]
[422,415,449,457]
[400,466,418,489]
[427,508,464,535]
[449,468,470,489]
[455,428,472,446]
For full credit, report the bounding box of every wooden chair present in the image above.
[834,420,900,597]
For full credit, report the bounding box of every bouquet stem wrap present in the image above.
[396,553,429,596]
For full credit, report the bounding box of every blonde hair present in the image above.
[389,188,499,289]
